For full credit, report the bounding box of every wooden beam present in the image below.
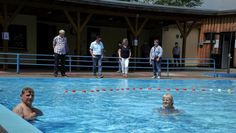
[176,20,196,38]
[75,12,80,54]
[79,13,92,33]
[3,4,7,26]
[186,21,197,36]
[176,20,185,37]
[0,16,3,24]
[135,15,138,34]
[64,10,77,32]
[124,16,136,36]
[7,5,23,25]
[77,12,80,31]
[136,18,149,36]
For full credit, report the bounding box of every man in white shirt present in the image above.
[89,35,104,78]
[53,29,69,77]
[149,39,163,79]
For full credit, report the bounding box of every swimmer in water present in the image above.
[13,87,43,120]
[158,94,180,115]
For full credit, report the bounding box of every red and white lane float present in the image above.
[64,87,234,94]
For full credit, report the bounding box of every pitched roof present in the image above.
[57,0,236,16]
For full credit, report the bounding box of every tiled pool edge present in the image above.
[0,104,42,133]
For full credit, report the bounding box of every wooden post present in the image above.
[182,22,187,59]
[124,16,149,58]
[76,12,81,55]
[176,20,196,66]
[1,4,22,70]
[64,10,92,55]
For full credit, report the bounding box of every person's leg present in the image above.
[121,58,125,75]
[97,55,103,77]
[124,58,129,77]
[60,54,66,76]
[177,55,180,67]
[54,53,59,77]
[118,58,121,73]
[151,60,157,78]
[92,56,97,76]
[173,55,177,67]
[157,59,162,78]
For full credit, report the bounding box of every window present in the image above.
[204,32,216,43]
[0,24,27,50]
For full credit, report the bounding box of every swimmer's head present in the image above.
[162,94,174,109]
[20,87,34,107]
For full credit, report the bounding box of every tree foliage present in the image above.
[120,0,203,7]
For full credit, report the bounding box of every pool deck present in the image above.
[0,69,236,79]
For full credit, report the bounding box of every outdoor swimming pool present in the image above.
[0,77,236,133]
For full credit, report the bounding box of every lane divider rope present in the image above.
[64,88,234,94]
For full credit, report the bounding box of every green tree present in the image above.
[120,0,203,7]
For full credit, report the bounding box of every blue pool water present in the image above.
[0,77,236,133]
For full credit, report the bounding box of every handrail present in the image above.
[0,52,216,76]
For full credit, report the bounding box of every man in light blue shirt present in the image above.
[149,39,163,79]
[90,35,104,78]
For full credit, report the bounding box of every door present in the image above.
[220,32,235,68]
[37,23,57,64]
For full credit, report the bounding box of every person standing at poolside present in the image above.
[90,35,104,78]
[118,38,131,78]
[117,42,122,73]
[172,42,180,67]
[149,39,163,79]
[13,87,43,120]
[53,29,69,77]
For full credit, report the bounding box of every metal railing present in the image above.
[0,52,215,76]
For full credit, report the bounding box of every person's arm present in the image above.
[13,105,37,120]
[117,48,120,57]
[13,105,24,118]
[118,48,121,58]
[157,47,163,62]
[90,49,95,58]
[128,47,131,59]
[89,43,95,58]
[24,112,37,120]
[101,42,104,58]
[32,108,43,116]
[53,37,57,49]
[149,47,153,64]
[159,47,163,57]
[65,38,69,54]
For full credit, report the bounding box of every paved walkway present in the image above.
[0,68,236,79]
[0,70,221,79]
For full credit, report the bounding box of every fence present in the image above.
[0,52,215,76]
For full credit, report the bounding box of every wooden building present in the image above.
[0,0,236,68]
[199,15,236,68]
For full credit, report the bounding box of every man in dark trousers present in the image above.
[53,29,69,77]
[172,42,180,67]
